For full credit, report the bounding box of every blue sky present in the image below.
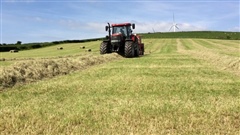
[1,0,239,44]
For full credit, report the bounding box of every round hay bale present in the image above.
[80,46,85,49]
[57,47,63,50]
[0,58,5,61]
[85,49,91,52]
[9,49,18,53]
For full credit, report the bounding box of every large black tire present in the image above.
[100,42,108,54]
[142,49,144,55]
[141,44,144,55]
[134,44,140,57]
[125,41,135,58]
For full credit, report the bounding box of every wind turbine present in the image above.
[169,13,179,32]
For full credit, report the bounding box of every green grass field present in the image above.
[0,41,99,59]
[142,31,240,40]
[0,41,100,66]
[0,38,239,134]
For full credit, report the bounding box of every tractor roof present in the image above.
[111,23,132,27]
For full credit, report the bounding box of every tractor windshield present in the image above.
[112,26,131,37]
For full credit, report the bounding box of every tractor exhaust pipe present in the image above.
[105,22,111,39]
[108,22,111,38]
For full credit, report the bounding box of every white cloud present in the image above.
[58,19,84,29]
[132,21,208,33]
[63,21,209,37]
[85,22,108,33]
[33,17,43,22]
[229,26,240,32]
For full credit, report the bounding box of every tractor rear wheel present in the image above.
[100,42,109,54]
[142,44,144,55]
[134,44,140,57]
[140,44,144,55]
[125,41,135,58]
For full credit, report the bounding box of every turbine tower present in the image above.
[169,13,179,32]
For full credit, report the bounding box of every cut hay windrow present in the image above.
[0,53,121,90]
[1,53,90,62]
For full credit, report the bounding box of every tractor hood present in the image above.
[111,33,122,44]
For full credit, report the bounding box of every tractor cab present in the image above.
[112,23,134,38]
[105,23,135,39]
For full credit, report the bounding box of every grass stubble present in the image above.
[0,39,239,134]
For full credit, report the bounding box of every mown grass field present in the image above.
[0,38,239,134]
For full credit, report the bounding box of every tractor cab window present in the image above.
[112,26,131,37]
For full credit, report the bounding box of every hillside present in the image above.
[0,31,239,52]
[141,31,240,40]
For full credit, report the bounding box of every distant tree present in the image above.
[16,41,22,45]
[2,43,6,46]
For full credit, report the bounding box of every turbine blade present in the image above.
[176,25,179,29]
[169,25,174,31]
[152,28,155,33]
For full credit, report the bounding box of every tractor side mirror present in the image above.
[132,23,135,29]
[105,26,108,31]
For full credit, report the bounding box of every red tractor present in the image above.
[100,22,144,58]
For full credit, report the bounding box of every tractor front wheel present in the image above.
[125,41,135,58]
[100,42,109,54]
